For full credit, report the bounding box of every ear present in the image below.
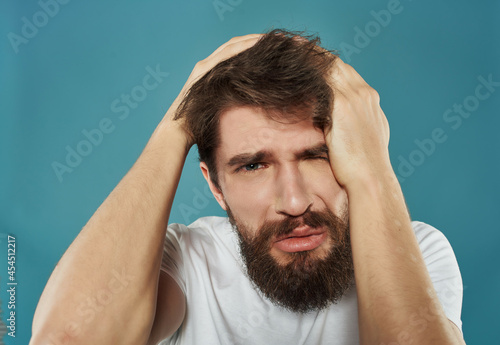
[200,162,228,211]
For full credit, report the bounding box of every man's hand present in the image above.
[176,34,262,105]
[163,34,263,148]
[326,59,465,344]
[30,34,263,345]
[325,57,392,189]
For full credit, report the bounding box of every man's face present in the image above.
[201,106,354,312]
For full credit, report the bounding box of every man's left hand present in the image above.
[325,58,393,189]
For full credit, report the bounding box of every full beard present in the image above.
[227,206,354,314]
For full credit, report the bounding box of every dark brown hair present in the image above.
[175,29,337,189]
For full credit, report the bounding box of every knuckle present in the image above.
[227,35,246,44]
[361,85,379,101]
[195,60,207,69]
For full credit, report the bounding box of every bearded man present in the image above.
[30,30,465,345]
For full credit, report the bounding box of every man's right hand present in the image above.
[29,33,262,345]
[162,34,262,148]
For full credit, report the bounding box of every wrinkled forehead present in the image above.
[216,106,326,164]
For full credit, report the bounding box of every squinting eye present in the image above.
[309,156,329,161]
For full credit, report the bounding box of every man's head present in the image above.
[176,29,354,312]
[176,29,336,190]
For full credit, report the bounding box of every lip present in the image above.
[273,225,327,253]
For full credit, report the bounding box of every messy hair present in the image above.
[175,29,337,189]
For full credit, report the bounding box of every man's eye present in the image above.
[309,156,329,161]
[243,163,262,171]
[237,162,264,173]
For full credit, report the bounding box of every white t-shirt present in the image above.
[159,216,463,345]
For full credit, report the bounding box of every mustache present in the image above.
[256,209,346,243]
[232,206,354,313]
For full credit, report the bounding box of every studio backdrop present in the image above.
[0,0,499,344]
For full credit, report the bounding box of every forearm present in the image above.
[347,170,463,344]
[30,116,189,345]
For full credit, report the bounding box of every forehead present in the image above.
[217,106,325,161]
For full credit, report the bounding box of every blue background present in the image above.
[1,0,499,344]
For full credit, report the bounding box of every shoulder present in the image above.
[160,216,235,290]
[166,216,235,251]
[410,221,456,257]
[411,220,447,242]
[410,220,462,291]
[410,221,463,332]
[167,216,231,237]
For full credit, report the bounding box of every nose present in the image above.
[274,164,313,217]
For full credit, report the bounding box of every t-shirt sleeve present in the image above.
[412,221,464,333]
[160,223,187,296]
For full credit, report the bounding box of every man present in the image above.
[30,30,465,345]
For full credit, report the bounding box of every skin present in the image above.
[201,107,347,264]
[202,49,465,344]
[325,59,465,344]
[29,34,262,345]
[29,34,465,345]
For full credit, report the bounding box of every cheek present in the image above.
[307,163,347,213]
[221,175,274,228]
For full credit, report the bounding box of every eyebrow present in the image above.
[225,143,329,168]
[226,151,270,168]
[295,143,329,160]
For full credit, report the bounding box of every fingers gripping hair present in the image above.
[175,29,338,189]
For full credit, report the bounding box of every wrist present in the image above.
[343,161,399,198]
[344,164,412,232]
[155,116,194,154]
